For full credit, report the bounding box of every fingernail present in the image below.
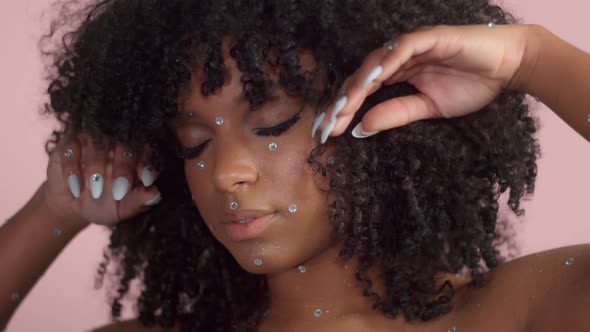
[320,118,336,144]
[311,112,325,138]
[141,166,156,187]
[351,123,379,138]
[362,65,383,88]
[144,193,162,206]
[68,173,80,198]
[331,96,348,120]
[112,177,130,201]
[90,173,104,199]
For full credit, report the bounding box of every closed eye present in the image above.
[177,106,304,160]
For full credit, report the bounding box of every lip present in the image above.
[222,209,275,224]
[223,213,276,241]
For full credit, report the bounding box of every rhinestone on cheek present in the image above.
[64,149,73,158]
[230,201,238,210]
[448,326,457,332]
[298,265,306,273]
[197,161,205,169]
[268,142,278,151]
[565,257,574,265]
[215,117,224,125]
[314,309,322,317]
[53,228,62,236]
[288,204,297,213]
[254,258,263,266]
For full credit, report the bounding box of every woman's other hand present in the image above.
[313,23,534,141]
[41,129,162,228]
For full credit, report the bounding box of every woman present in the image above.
[1,0,588,331]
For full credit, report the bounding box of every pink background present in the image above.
[1,0,589,331]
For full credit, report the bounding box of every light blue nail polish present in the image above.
[330,96,348,120]
[351,123,379,138]
[362,65,383,88]
[311,112,326,138]
[321,118,336,144]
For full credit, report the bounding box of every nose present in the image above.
[211,137,259,193]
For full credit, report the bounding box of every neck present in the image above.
[264,240,386,325]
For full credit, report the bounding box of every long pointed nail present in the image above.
[90,173,104,199]
[351,123,379,138]
[362,65,383,88]
[331,96,348,120]
[141,166,156,187]
[311,112,326,138]
[112,177,130,201]
[320,118,336,144]
[68,174,80,198]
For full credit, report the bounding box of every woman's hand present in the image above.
[313,23,534,142]
[40,129,162,228]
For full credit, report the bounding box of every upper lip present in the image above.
[221,209,274,224]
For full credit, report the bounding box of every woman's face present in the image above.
[171,41,339,274]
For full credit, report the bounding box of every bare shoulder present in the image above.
[90,318,182,332]
[460,243,590,332]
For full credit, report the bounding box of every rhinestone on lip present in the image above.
[288,204,297,213]
[230,201,238,210]
[64,149,73,158]
[254,258,263,266]
[268,142,278,151]
[215,117,224,125]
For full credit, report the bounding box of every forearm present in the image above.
[0,182,87,328]
[510,24,590,142]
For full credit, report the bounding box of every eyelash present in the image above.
[177,108,303,160]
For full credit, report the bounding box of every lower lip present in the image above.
[223,213,276,241]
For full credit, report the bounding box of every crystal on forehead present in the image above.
[215,116,224,125]
[268,142,278,151]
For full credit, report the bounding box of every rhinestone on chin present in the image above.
[298,265,306,273]
[254,258,263,266]
[215,117,224,125]
[197,161,205,169]
[268,142,278,151]
[230,201,238,210]
[565,257,574,265]
[64,149,73,158]
[288,204,297,213]
[313,309,322,317]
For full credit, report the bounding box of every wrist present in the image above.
[505,24,547,94]
[30,182,89,234]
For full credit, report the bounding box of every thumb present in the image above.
[117,185,162,221]
[359,92,440,133]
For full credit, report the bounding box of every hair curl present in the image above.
[39,0,541,331]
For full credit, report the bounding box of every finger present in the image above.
[110,143,139,201]
[117,183,162,221]
[137,144,159,187]
[80,133,111,200]
[58,135,83,199]
[354,92,440,135]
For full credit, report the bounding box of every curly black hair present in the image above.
[38,0,541,331]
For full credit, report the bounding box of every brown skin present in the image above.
[167,38,470,331]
